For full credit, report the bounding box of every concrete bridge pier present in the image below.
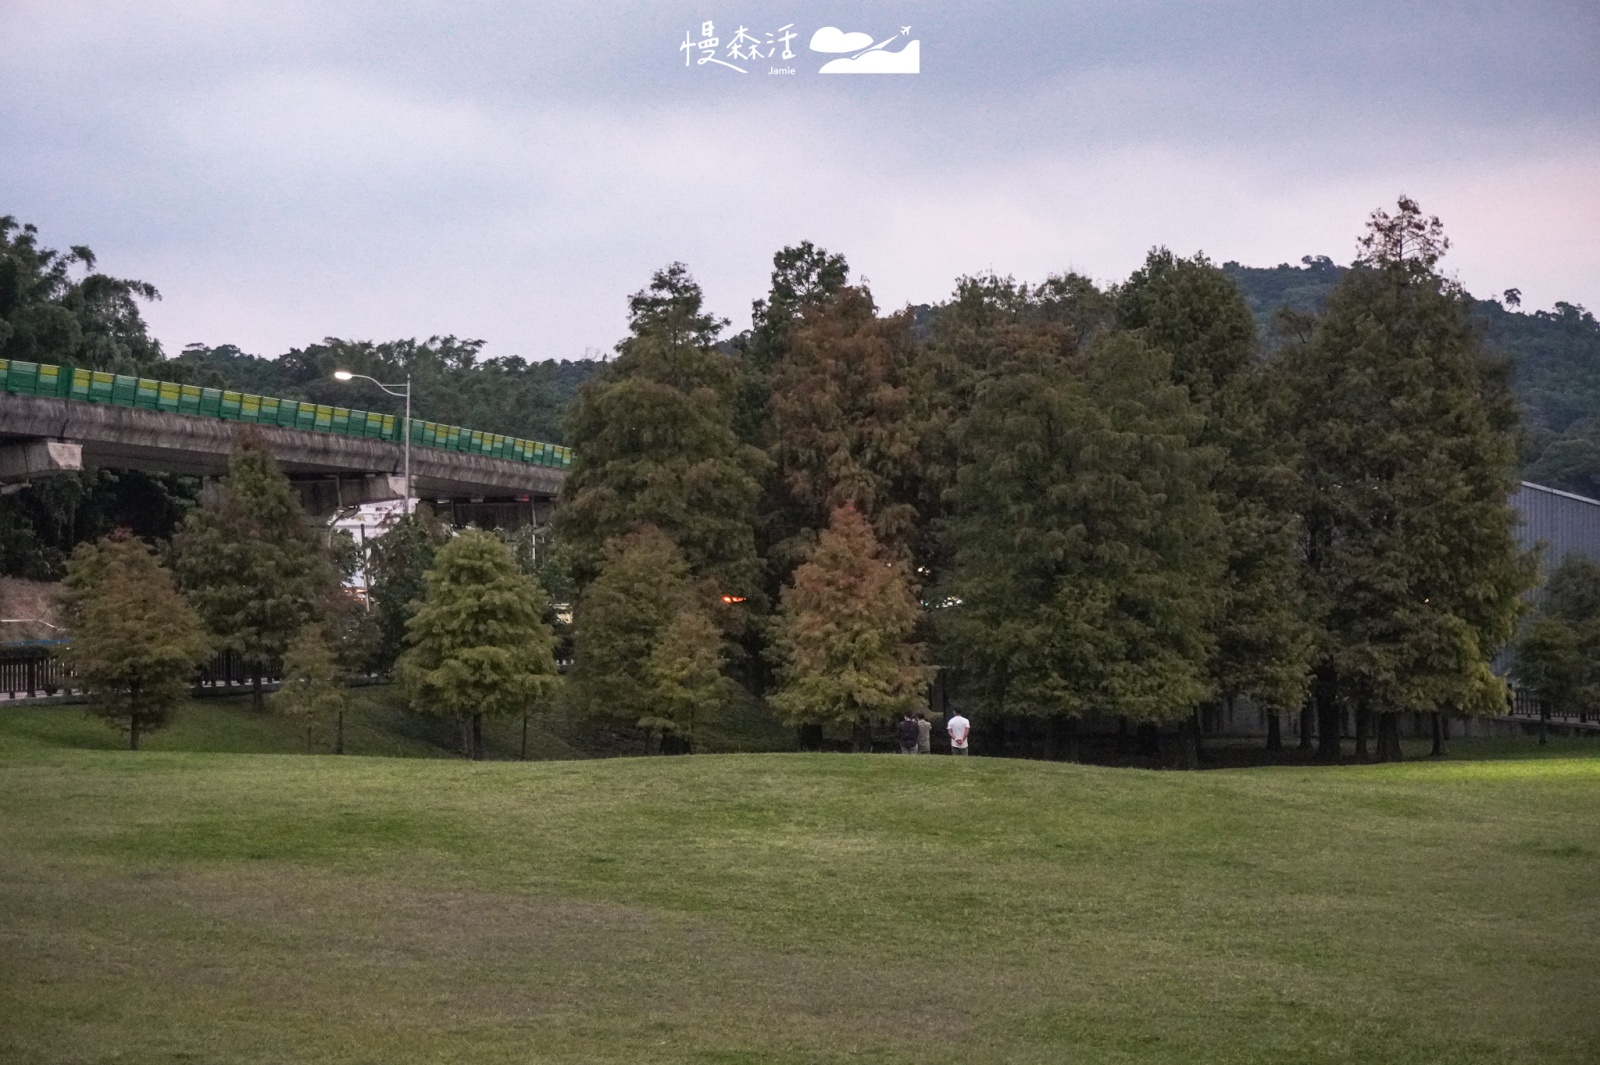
[0,439,83,487]
[291,474,407,517]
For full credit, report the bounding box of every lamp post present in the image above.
[333,370,412,516]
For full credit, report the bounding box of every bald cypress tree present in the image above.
[398,530,560,760]
[570,525,722,751]
[174,434,337,709]
[61,532,210,750]
[1119,250,1313,754]
[1284,198,1536,760]
[941,330,1225,745]
[766,286,926,573]
[558,264,766,602]
[768,506,933,751]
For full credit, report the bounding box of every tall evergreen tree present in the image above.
[915,273,1114,585]
[366,505,452,670]
[734,242,851,445]
[569,525,715,749]
[273,622,353,754]
[1119,250,1313,750]
[397,530,560,760]
[1284,198,1536,760]
[643,606,733,753]
[765,286,926,574]
[941,331,1225,747]
[768,506,934,751]
[60,531,211,750]
[173,434,337,708]
[1512,557,1600,744]
[558,264,766,601]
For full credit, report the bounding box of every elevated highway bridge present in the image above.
[0,360,569,517]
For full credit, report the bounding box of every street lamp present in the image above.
[333,370,412,516]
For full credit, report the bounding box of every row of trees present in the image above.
[45,197,1540,762]
[552,198,1535,761]
[59,435,564,754]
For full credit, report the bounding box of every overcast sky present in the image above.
[3,1,1597,362]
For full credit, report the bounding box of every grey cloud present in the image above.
[1,1,1596,362]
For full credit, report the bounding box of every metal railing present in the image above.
[1,359,573,470]
[0,646,284,701]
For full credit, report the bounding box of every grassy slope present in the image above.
[0,682,790,761]
[1,736,1598,1064]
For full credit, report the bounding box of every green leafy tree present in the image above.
[273,623,353,753]
[59,531,210,749]
[366,506,452,669]
[397,530,560,759]
[557,264,767,600]
[733,242,851,445]
[1513,557,1600,744]
[644,606,733,753]
[0,214,166,373]
[1119,250,1314,751]
[941,331,1225,747]
[569,525,710,748]
[768,506,934,751]
[1284,197,1536,760]
[174,434,338,708]
[914,272,1115,586]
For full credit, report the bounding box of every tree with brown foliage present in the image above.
[768,506,933,750]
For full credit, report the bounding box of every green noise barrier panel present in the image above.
[0,360,573,470]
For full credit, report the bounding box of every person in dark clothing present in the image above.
[896,713,920,754]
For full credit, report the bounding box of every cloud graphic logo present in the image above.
[819,40,920,75]
[809,27,875,53]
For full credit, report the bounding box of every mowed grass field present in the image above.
[1,719,1597,1064]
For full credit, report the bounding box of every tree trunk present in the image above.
[1376,711,1403,762]
[335,709,345,755]
[1298,704,1314,752]
[1355,701,1371,761]
[472,713,484,761]
[1049,714,1079,762]
[1430,711,1445,757]
[1265,712,1282,752]
[798,723,824,751]
[1314,665,1342,761]
[1177,713,1200,770]
[128,684,141,750]
[521,711,529,761]
[851,721,871,753]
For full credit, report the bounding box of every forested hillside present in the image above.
[1224,258,1600,498]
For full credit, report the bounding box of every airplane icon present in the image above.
[901,26,912,35]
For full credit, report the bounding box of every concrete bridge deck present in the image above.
[0,392,565,512]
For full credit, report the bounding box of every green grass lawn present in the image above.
[0,682,791,761]
[1,730,1597,1063]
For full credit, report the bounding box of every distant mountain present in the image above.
[1224,258,1600,498]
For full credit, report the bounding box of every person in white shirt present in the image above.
[947,712,971,755]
